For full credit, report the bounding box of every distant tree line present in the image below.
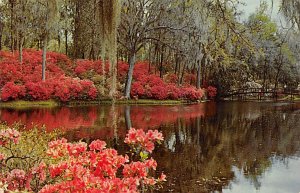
[0,0,299,97]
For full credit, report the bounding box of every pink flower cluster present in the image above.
[0,50,98,102]
[0,128,21,146]
[0,127,166,193]
[130,71,204,100]
[125,128,164,153]
[207,86,217,99]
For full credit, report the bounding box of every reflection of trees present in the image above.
[156,102,300,193]
[0,103,216,141]
[1,102,299,192]
[124,105,132,129]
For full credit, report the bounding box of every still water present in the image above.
[0,102,300,193]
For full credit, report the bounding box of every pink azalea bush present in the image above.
[0,127,166,193]
[207,86,217,99]
[0,50,98,102]
[0,50,208,101]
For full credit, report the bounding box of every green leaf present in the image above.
[139,151,149,161]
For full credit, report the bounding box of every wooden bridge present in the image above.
[222,88,300,100]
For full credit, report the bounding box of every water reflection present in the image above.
[155,102,300,192]
[0,104,216,140]
[0,102,300,193]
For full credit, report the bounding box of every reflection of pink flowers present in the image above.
[125,128,164,153]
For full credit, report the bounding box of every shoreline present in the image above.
[0,99,205,109]
[1,97,299,109]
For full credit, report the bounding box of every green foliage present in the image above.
[0,100,59,109]
[248,5,277,41]
[0,124,62,172]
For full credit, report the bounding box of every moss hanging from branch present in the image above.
[281,0,300,29]
[98,0,121,99]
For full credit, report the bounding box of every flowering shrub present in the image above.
[129,71,204,100]
[150,86,168,100]
[0,124,62,192]
[1,82,26,101]
[184,73,196,85]
[181,87,204,101]
[0,126,166,193]
[0,50,98,102]
[207,86,217,99]
[164,73,178,84]
[25,81,55,100]
[0,50,206,101]
[125,128,163,153]
[131,82,145,97]
[166,84,181,100]
[0,128,21,146]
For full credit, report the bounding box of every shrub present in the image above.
[25,81,54,100]
[166,84,181,100]
[1,82,26,101]
[0,126,166,193]
[0,50,208,102]
[164,73,178,84]
[181,87,204,101]
[131,82,145,97]
[0,124,62,192]
[207,86,217,99]
[150,85,168,100]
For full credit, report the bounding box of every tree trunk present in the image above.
[73,0,81,58]
[179,63,186,85]
[10,1,14,52]
[175,54,179,75]
[154,45,158,75]
[124,52,136,99]
[0,20,3,50]
[159,46,164,78]
[109,58,118,99]
[196,60,201,89]
[262,58,267,91]
[89,0,97,60]
[19,35,23,63]
[198,53,206,88]
[65,29,68,55]
[148,43,152,73]
[42,36,47,81]
[201,57,207,86]
[274,55,283,90]
[57,35,61,50]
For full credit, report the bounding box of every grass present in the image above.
[293,96,300,101]
[0,100,59,109]
[67,99,200,106]
[223,94,300,102]
[277,95,300,101]
[0,99,202,108]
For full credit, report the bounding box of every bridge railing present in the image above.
[223,88,299,100]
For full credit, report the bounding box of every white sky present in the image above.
[238,0,282,22]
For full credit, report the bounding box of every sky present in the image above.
[238,0,282,22]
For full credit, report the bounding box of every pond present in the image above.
[1,101,300,193]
